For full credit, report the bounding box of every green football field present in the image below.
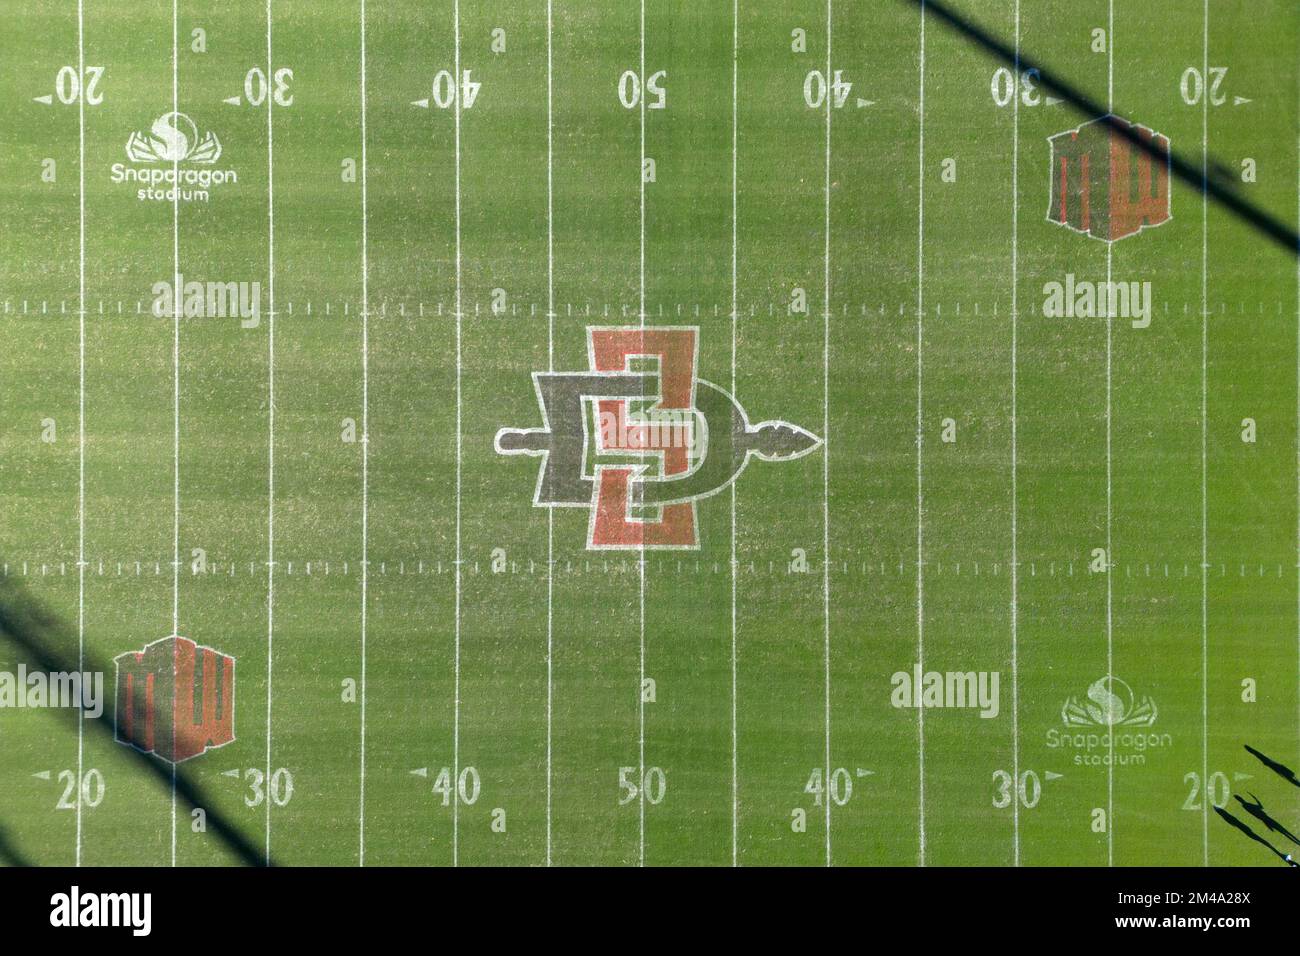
[0,0,1297,867]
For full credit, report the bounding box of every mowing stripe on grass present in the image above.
[730,0,739,868]
[75,0,87,870]
[915,0,927,868]
[452,0,464,868]
[1105,0,1115,869]
[170,0,181,868]
[1199,0,1209,867]
[546,0,555,870]
[358,0,371,867]
[1010,0,1020,869]
[822,0,834,869]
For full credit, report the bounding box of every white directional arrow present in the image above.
[1045,96,1063,106]
[33,95,53,106]
[223,96,242,106]
[411,98,430,109]
[1044,771,1064,781]
[1233,772,1253,782]
[855,98,875,108]
[32,770,51,781]
[409,767,429,778]
[855,768,874,778]
[1233,96,1251,106]
[221,768,241,778]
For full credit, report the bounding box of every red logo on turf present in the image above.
[588,327,699,548]
[1047,115,1171,242]
[114,636,235,764]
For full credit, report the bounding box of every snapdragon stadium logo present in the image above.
[1048,674,1170,769]
[111,111,238,204]
[114,636,235,764]
[1047,115,1171,242]
[1061,675,1157,728]
[126,111,222,163]
[495,326,821,549]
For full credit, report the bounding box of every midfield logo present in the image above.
[114,636,235,764]
[1047,115,1171,242]
[495,326,821,549]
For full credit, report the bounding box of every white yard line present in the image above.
[1199,0,1210,867]
[821,0,833,868]
[730,0,739,868]
[637,0,647,867]
[264,0,277,866]
[1105,0,1115,868]
[170,0,181,868]
[75,0,86,868]
[452,0,463,868]
[358,0,370,867]
[915,0,927,868]
[545,0,555,869]
[1010,0,1020,868]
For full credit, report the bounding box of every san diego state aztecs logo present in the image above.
[496,327,821,549]
[114,636,235,764]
